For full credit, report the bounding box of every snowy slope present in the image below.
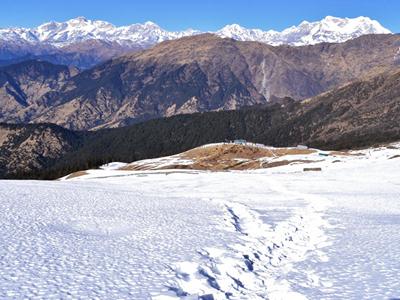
[0,143,399,299]
[0,16,391,48]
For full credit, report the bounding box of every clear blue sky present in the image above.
[0,0,398,32]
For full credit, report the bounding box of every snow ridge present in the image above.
[217,16,391,46]
[0,16,391,48]
[0,17,199,47]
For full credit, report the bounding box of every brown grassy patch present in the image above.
[120,164,151,171]
[122,144,319,171]
[65,171,88,179]
[330,150,364,156]
[262,159,319,169]
[182,144,315,161]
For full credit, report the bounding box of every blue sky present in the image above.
[0,0,398,32]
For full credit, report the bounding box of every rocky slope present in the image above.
[2,68,399,179]
[0,123,82,177]
[285,70,400,149]
[0,60,78,123]
[18,33,400,130]
[75,69,400,160]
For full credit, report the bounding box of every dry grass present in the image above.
[262,160,319,169]
[64,171,88,179]
[0,128,14,147]
[330,150,364,156]
[123,144,319,171]
[120,164,150,171]
[182,144,315,161]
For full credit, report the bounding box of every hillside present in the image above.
[36,34,400,130]
[0,34,399,130]
[119,143,320,171]
[0,123,82,178]
[1,67,398,179]
[0,60,78,123]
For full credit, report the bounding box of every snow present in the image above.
[128,155,194,170]
[0,16,391,48]
[0,17,200,48]
[0,143,399,299]
[100,162,128,170]
[215,16,391,46]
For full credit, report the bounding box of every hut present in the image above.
[234,139,247,145]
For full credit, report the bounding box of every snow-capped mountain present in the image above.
[0,17,199,47]
[0,16,391,48]
[216,16,391,45]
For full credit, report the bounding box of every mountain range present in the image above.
[1,33,399,130]
[0,16,392,68]
[0,15,399,178]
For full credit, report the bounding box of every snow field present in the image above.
[0,142,399,299]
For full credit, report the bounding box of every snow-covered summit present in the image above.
[0,16,391,48]
[0,17,200,47]
[216,16,392,46]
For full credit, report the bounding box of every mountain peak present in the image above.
[69,16,88,23]
[218,24,252,39]
[217,16,391,46]
[221,24,246,30]
[322,15,343,22]
[143,21,158,27]
[0,16,392,48]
